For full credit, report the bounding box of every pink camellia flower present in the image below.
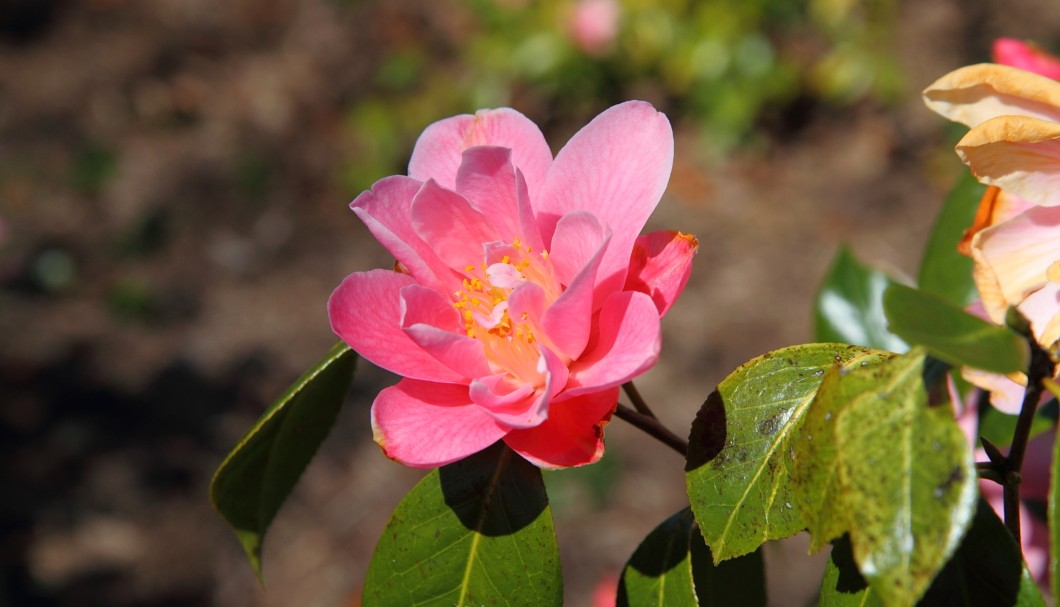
[568,0,620,57]
[993,38,1060,82]
[329,101,696,469]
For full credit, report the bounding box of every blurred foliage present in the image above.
[339,0,901,191]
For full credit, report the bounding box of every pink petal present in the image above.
[548,211,609,286]
[408,108,553,199]
[399,284,462,331]
[411,179,502,271]
[541,224,610,359]
[1019,280,1060,347]
[455,146,535,247]
[398,285,493,379]
[470,346,570,429]
[957,187,1035,257]
[329,270,466,383]
[624,230,698,316]
[974,206,1060,309]
[351,176,456,291]
[371,379,508,468]
[508,280,547,327]
[503,387,619,468]
[566,291,661,394]
[470,374,536,414]
[993,38,1060,81]
[535,101,674,297]
[961,366,1026,414]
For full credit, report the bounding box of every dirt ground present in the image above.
[3,1,1060,605]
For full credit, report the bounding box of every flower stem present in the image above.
[999,335,1057,544]
[622,381,656,418]
[615,403,688,457]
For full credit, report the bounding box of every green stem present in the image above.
[615,403,688,457]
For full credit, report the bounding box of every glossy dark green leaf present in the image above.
[814,246,907,352]
[918,171,985,307]
[210,342,356,579]
[685,343,891,562]
[362,442,562,607]
[618,509,698,607]
[919,498,1045,607]
[618,508,766,607]
[883,283,1028,374]
[1052,409,1060,607]
[831,349,978,606]
[689,524,765,606]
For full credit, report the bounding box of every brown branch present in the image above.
[614,403,688,457]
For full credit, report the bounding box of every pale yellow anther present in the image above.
[1048,260,1060,283]
[501,255,511,264]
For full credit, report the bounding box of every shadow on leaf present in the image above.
[685,390,728,472]
[440,441,547,537]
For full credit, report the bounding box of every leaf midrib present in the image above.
[456,448,512,606]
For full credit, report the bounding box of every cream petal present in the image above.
[956,115,1060,207]
[923,63,1060,127]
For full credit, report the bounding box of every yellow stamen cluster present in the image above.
[451,240,540,342]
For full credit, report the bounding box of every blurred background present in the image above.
[2,0,1059,605]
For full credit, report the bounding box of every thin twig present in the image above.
[1001,336,1057,543]
[622,381,656,418]
[614,403,688,457]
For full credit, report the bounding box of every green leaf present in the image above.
[791,366,861,553]
[814,246,908,352]
[618,509,698,607]
[883,283,1029,374]
[685,343,891,562]
[210,342,356,580]
[618,508,766,607]
[918,171,985,307]
[689,524,765,606]
[832,348,978,606]
[822,501,1045,607]
[819,536,883,607]
[920,498,1045,607]
[362,442,562,607]
[978,403,1054,449]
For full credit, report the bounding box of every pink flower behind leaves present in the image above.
[569,0,620,57]
[329,101,696,469]
[993,38,1060,81]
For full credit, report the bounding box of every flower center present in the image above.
[452,238,558,381]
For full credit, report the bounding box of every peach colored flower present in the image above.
[924,62,1060,409]
[329,102,696,468]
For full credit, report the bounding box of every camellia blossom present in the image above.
[993,38,1060,82]
[568,0,620,57]
[924,61,1060,410]
[329,101,696,469]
